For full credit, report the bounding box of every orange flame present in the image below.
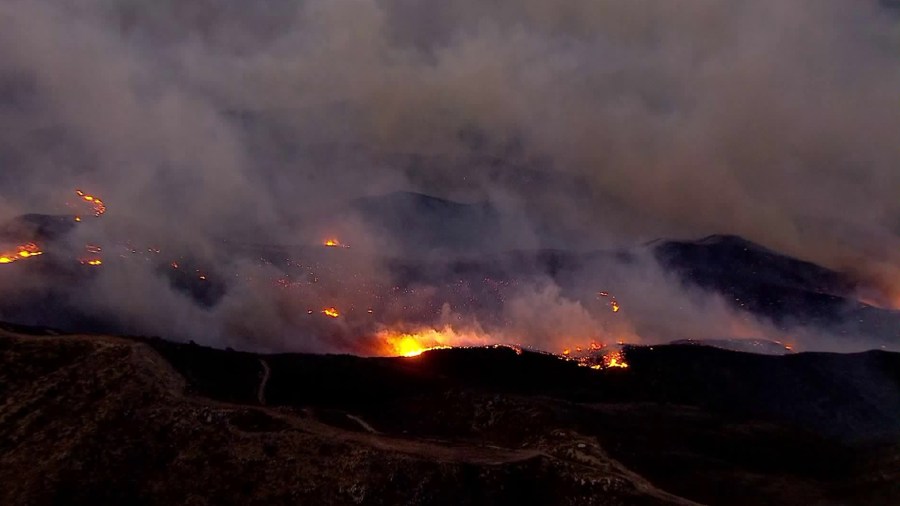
[604,350,629,368]
[598,291,621,312]
[75,189,106,217]
[0,243,43,264]
[559,341,630,370]
[324,238,349,248]
[375,326,488,357]
[322,307,340,318]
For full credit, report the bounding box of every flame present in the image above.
[324,238,348,248]
[81,258,102,266]
[375,326,488,357]
[598,291,621,312]
[604,350,629,368]
[0,243,43,264]
[558,341,630,370]
[322,307,340,318]
[75,189,106,217]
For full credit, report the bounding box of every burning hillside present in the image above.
[0,242,42,264]
[0,190,897,359]
[1,0,900,504]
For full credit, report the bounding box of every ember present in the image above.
[322,307,340,318]
[598,291,621,312]
[75,189,107,217]
[559,341,630,370]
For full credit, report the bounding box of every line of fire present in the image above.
[0,189,644,367]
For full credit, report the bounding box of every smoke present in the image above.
[0,0,898,353]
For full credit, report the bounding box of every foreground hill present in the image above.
[1,324,898,505]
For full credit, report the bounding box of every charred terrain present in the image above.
[1,323,899,505]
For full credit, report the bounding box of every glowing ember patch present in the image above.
[0,243,43,264]
[598,291,621,312]
[558,342,630,370]
[75,189,106,217]
[322,307,340,318]
[81,259,102,266]
[323,239,348,248]
[604,351,629,368]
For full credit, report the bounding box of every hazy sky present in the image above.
[0,0,898,352]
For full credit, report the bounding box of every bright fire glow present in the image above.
[324,238,349,248]
[375,326,489,357]
[0,243,43,264]
[81,258,103,266]
[604,351,629,368]
[75,189,106,217]
[559,341,630,370]
[322,307,340,318]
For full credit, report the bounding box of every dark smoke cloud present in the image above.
[0,0,898,352]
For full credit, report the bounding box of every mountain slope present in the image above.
[2,325,899,505]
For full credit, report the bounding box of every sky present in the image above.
[0,0,898,353]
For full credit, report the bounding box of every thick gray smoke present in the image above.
[0,0,898,353]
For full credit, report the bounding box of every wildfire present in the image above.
[560,341,630,370]
[604,350,629,368]
[75,190,106,217]
[78,245,103,267]
[323,238,348,248]
[0,243,43,264]
[322,307,340,318]
[387,334,452,357]
[375,326,488,357]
